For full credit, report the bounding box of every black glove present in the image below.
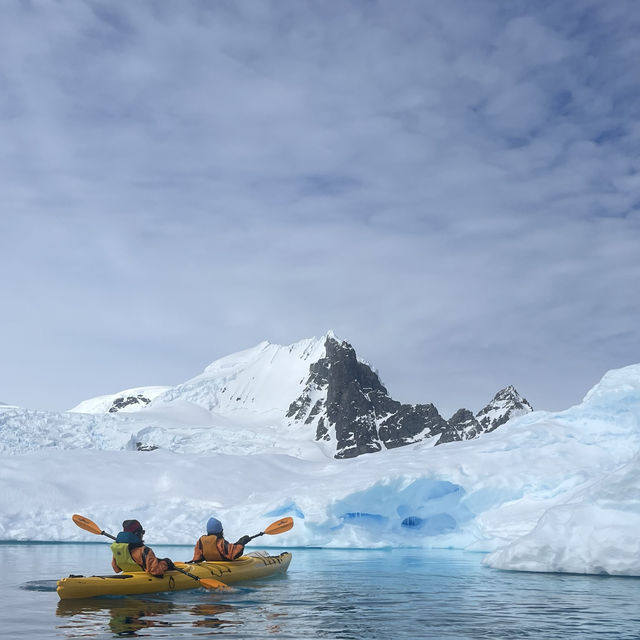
[163,558,175,570]
[236,535,251,546]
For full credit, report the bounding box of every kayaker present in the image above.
[111,519,174,577]
[190,517,251,562]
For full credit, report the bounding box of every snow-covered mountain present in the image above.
[50,332,531,459]
[0,359,639,579]
[476,385,534,431]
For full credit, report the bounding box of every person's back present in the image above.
[111,519,173,577]
[191,517,251,562]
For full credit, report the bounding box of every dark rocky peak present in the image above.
[475,385,533,433]
[287,336,386,457]
[108,394,152,413]
[287,335,533,458]
[439,408,481,445]
[439,386,533,446]
[287,335,447,459]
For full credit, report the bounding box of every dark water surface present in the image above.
[3,542,640,638]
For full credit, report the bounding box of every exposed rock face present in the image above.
[287,337,382,457]
[438,387,532,445]
[438,408,481,444]
[135,441,159,451]
[287,336,534,459]
[108,394,152,413]
[475,385,533,433]
[288,337,447,458]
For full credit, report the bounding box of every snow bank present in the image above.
[485,452,640,575]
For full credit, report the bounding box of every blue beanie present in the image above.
[206,517,223,535]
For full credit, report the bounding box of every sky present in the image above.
[1,0,639,418]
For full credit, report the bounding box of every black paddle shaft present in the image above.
[247,531,265,542]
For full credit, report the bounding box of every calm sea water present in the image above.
[3,542,640,639]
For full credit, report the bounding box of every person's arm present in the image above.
[132,546,171,577]
[190,539,204,563]
[217,537,245,561]
[112,557,122,573]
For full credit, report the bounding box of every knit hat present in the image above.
[122,519,144,536]
[206,517,223,535]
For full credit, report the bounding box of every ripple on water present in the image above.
[4,546,640,639]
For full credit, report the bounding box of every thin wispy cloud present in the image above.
[1,0,638,416]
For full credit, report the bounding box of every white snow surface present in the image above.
[69,386,171,414]
[161,336,328,414]
[1,335,639,577]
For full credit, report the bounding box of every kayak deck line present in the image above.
[56,551,292,599]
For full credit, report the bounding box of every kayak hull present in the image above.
[56,552,292,599]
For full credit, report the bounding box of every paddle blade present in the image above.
[72,514,102,535]
[172,565,232,591]
[264,517,294,535]
[200,578,232,591]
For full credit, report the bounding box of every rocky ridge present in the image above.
[287,336,533,458]
[108,394,151,413]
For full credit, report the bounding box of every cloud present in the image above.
[0,0,639,417]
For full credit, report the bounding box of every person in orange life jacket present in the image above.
[190,517,252,562]
[111,520,174,577]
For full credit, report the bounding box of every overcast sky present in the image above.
[1,0,639,418]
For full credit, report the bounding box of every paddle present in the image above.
[166,566,231,591]
[245,516,294,542]
[71,514,230,590]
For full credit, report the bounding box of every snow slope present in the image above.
[157,336,327,415]
[67,335,329,418]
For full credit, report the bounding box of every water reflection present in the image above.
[56,597,239,637]
[6,547,640,639]
[190,604,238,629]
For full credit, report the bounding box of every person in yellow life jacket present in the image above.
[111,519,174,577]
[190,517,251,562]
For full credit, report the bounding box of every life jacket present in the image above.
[111,531,148,573]
[197,535,225,561]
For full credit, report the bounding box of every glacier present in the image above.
[1,335,639,577]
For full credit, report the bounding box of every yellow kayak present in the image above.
[56,552,292,600]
